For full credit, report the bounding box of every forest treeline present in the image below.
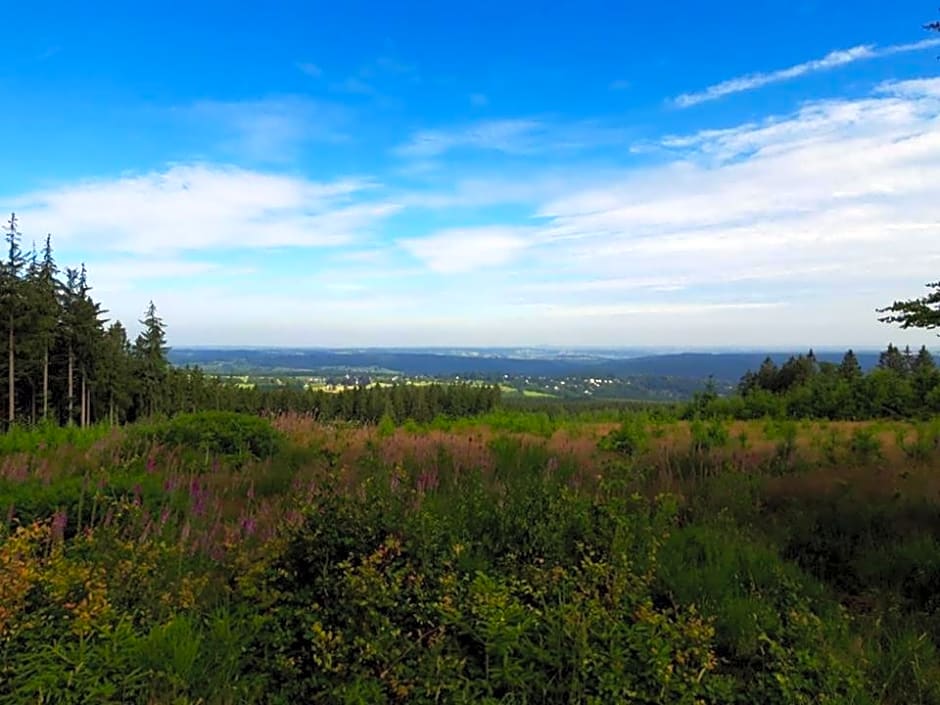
[0,214,171,428]
[0,214,499,429]
[690,345,940,420]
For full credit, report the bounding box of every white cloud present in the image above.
[183,97,349,161]
[9,163,398,254]
[517,79,940,311]
[371,76,940,345]
[398,226,533,273]
[674,38,940,107]
[394,119,629,159]
[395,119,543,158]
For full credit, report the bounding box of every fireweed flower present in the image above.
[51,509,67,542]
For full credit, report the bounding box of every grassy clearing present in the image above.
[2,412,940,703]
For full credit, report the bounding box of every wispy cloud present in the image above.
[182,97,350,161]
[395,119,629,159]
[674,38,940,107]
[387,78,940,344]
[398,226,534,273]
[9,163,397,254]
[395,119,542,158]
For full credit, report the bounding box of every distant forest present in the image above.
[691,345,940,419]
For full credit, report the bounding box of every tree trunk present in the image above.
[80,371,87,428]
[43,347,49,420]
[67,344,74,426]
[7,315,14,425]
[109,391,115,426]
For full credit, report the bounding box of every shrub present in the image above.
[849,426,882,464]
[140,412,283,460]
[599,414,649,456]
[657,525,869,703]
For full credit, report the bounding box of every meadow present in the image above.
[2,409,940,703]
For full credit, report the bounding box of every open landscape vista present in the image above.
[2,3,940,704]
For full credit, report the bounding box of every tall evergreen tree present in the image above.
[839,349,863,381]
[60,268,78,424]
[913,345,936,376]
[878,343,909,375]
[1,214,26,425]
[134,301,169,417]
[72,265,107,427]
[36,236,60,420]
[99,321,132,424]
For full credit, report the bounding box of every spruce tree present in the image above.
[1,214,26,425]
[36,236,60,419]
[839,349,863,381]
[913,346,936,376]
[134,301,169,417]
[71,266,107,426]
[879,282,940,334]
[59,268,82,425]
[878,343,908,375]
[99,322,132,424]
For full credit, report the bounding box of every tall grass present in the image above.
[2,411,940,702]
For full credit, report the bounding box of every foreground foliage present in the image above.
[2,411,940,702]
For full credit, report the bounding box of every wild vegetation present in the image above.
[2,408,940,703]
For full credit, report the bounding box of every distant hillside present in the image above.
[169,348,888,384]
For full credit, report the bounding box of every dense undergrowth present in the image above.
[2,411,940,703]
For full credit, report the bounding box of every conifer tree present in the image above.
[913,345,936,376]
[1,214,26,425]
[839,349,863,381]
[72,266,107,427]
[134,301,169,417]
[879,282,940,334]
[99,322,132,424]
[59,268,81,424]
[35,235,59,419]
[878,343,909,375]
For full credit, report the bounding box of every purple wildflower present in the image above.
[51,509,68,542]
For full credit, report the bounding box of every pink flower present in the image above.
[51,509,68,542]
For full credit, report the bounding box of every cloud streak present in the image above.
[182,97,350,162]
[674,38,940,107]
[395,119,630,159]
[9,163,397,255]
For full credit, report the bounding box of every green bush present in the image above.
[599,414,649,456]
[657,525,869,704]
[140,412,283,459]
[255,480,733,704]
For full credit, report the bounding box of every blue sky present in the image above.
[2,1,939,347]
